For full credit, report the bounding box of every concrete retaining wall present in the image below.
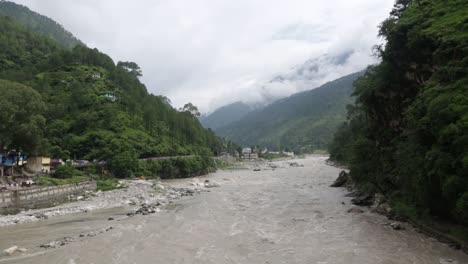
[0,181,96,215]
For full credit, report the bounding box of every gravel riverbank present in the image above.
[0,178,219,228]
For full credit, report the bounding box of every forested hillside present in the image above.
[0,7,224,178]
[200,101,254,130]
[0,0,82,49]
[329,0,468,228]
[215,72,362,153]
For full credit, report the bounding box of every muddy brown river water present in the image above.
[0,156,467,264]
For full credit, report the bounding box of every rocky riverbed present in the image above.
[0,177,222,228]
[0,156,467,264]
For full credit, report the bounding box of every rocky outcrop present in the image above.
[330,171,350,187]
[351,194,374,206]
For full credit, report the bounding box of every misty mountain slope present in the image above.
[215,72,363,152]
[254,50,369,105]
[0,1,83,49]
[200,101,255,130]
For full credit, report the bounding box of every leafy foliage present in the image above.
[0,79,46,154]
[329,0,468,225]
[51,164,84,179]
[137,155,216,179]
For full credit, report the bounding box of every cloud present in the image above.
[12,0,394,113]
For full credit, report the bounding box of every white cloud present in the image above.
[12,0,394,112]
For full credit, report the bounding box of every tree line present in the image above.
[329,0,468,226]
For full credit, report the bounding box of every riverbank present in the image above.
[328,160,468,254]
[0,177,220,228]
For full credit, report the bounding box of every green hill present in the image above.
[0,11,222,178]
[215,72,362,153]
[329,0,468,230]
[0,1,83,49]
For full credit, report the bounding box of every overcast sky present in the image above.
[13,0,394,113]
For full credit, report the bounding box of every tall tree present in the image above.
[0,79,46,154]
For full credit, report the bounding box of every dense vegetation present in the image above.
[0,3,224,178]
[329,0,468,228]
[215,72,362,153]
[0,0,82,49]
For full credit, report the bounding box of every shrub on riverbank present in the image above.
[137,155,216,179]
[51,165,84,179]
[95,178,122,191]
[36,175,88,186]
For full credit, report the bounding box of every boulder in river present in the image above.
[330,170,349,187]
[204,180,220,188]
[347,207,364,214]
[288,162,304,167]
[372,202,392,216]
[389,222,405,230]
[3,246,18,256]
[351,194,374,206]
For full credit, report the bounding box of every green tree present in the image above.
[0,79,46,154]
[180,102,201,118]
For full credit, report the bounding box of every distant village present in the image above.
[0,151,106,190]
[0,146,295,190]
[231,147,294,161]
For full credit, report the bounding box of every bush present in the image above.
[108,150,138,178]
[36,175,88,186]
[51,164,83,179]
[96,179,121,191]
[136,155,215,179]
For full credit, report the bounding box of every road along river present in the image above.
[0,156,467,264]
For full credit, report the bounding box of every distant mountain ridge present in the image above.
[0,0,83,49]
[200,101,255,130]
[213,71,363,152]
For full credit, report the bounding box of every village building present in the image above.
[0,152,26,177]
[71,160,92,171]
[103,93,117,102]
[26,156,51,174]
[88,72,101,79]
[50,158,65,169]
[242,148,258,160]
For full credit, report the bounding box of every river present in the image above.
[0,156,466,264]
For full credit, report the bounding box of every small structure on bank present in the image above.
[0,152,27,177]
[242,148,258,160]
[26,156,51,174]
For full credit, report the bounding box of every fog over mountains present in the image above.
[252,49,367,105]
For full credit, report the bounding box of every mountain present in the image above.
[0,1,83,49]
[0,8,223,178]
[200,101,254,130]
[252,50,368,105]
[214,71,363,152]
